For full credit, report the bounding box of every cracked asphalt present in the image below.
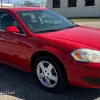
[0,22,100,100]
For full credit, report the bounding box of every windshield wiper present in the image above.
[35,25,78,33]
[35,29,62,33]
[67,26,75,28]
[64,25,78,29]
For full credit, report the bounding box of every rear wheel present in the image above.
[33,56,68,92]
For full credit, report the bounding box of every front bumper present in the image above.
[66,61,100,88]
[84,78,100,85]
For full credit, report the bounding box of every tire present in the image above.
[33,56,68,93]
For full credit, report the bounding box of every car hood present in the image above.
[44,26,100,49]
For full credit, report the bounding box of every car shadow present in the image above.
[0,63,100,100]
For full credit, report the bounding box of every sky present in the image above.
[3,0,46,4]
[12,0,46,3]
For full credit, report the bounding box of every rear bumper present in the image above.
[66,61,100,88]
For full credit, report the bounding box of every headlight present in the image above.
[71,49,100,63]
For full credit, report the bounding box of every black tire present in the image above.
[33,56,68,93]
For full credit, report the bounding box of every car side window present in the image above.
[0,12,24,34]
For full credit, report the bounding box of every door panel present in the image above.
[0,31,33,69]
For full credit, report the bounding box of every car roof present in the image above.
[0,7,48,12]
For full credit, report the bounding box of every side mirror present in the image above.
[6,26,20,33]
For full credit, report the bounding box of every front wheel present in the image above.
[33,56,68,92]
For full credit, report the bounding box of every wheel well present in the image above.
[30,51,67,79]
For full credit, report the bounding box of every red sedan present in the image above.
[0,7,100,92]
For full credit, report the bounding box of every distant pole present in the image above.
[21,0,22,4]
[21,0,23,7]
[14,2,16,7]
[8,0,10,3]
[1,0,3,8]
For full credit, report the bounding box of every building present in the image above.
[47,0,100,18]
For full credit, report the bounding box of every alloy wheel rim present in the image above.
[36,61,58,88]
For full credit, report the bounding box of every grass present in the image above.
[68,18,100,22]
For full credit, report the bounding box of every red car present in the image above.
[0,7,100,92]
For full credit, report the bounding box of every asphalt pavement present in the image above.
[0,64,100,100]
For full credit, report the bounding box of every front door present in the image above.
[0,11,33,70]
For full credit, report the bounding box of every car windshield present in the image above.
[17,10,76,33]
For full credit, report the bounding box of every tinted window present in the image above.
[85,0,95,6]
[53,0,60,8]
[68,0,77,7]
